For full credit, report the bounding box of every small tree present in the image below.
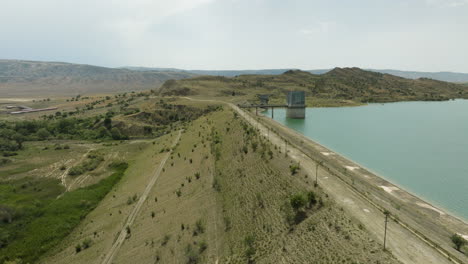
[290,194,306,212]
[36,128,51,140]
[451,234,466,251]
[110,127,122,140]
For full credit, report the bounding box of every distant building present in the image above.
[257,94,270,105]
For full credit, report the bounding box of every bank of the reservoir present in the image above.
[263,100,468,221]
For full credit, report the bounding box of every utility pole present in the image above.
[315,162,319,185]
[383,210,390,250]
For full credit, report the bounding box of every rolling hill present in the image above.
[160,67,468,105]
[0,60,195,97]
[124,66,468,83]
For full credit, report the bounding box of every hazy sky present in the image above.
[1,0,468,71]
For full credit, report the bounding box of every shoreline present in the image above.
[250,109,468,263]
[297,132,468,225]
[260,108,468,224]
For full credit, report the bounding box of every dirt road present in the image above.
[101,130,182,264]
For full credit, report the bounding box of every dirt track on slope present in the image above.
[101,130,182,264]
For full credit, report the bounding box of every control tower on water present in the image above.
[286,91,306,119]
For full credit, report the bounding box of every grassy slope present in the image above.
[113,110,222,264]
[213,108,398,263]
[42,132,181,264]
[0,162,128,263]
[160,68,468,107]
[42,102,399,264]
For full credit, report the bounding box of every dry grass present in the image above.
[41,100,399,264]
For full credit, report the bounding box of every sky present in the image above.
[1,0,468,72]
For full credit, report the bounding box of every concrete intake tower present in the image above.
[286,91,306,119]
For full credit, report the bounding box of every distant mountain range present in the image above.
[123,67,468,83]
[0,60,195,97]
[366,69,468,83]
[1,59,467,97]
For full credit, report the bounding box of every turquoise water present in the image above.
[264,100,468,221]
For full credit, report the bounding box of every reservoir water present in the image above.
[264,100,468,221]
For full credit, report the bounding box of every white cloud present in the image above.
[425,0,468,7]
[299,21,336,37]
[0,0,467,71]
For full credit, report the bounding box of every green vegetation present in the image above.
[451,234,466,251]
[0,162,128,263]
[1,99,404,263]
[244,235,256,263]
[75,238,92,253]
[0,115,128,157]
[68,151,104,176]
[0,178,64,249]
[290,193,307,212]
[289,163,300,175]
[193,219,205,236]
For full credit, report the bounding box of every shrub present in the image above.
[451,234,466,251]
[199,241,208,253]
[251,142,258,152]
[212,178,221,192]
[161,234,171,246]
[224,216,231,232]
[82,238,92,249]
[193,219,205,236]
[0,158,12,166]
[195,172,200,180]
[290,194,306,212]
[68,152,104,176]
[185,244,199,264]
[289,164,300,175]
[244,235,256,262]
[75,244,82,253]
[242,146,248,154]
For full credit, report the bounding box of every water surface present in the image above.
[264,100,468,220]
